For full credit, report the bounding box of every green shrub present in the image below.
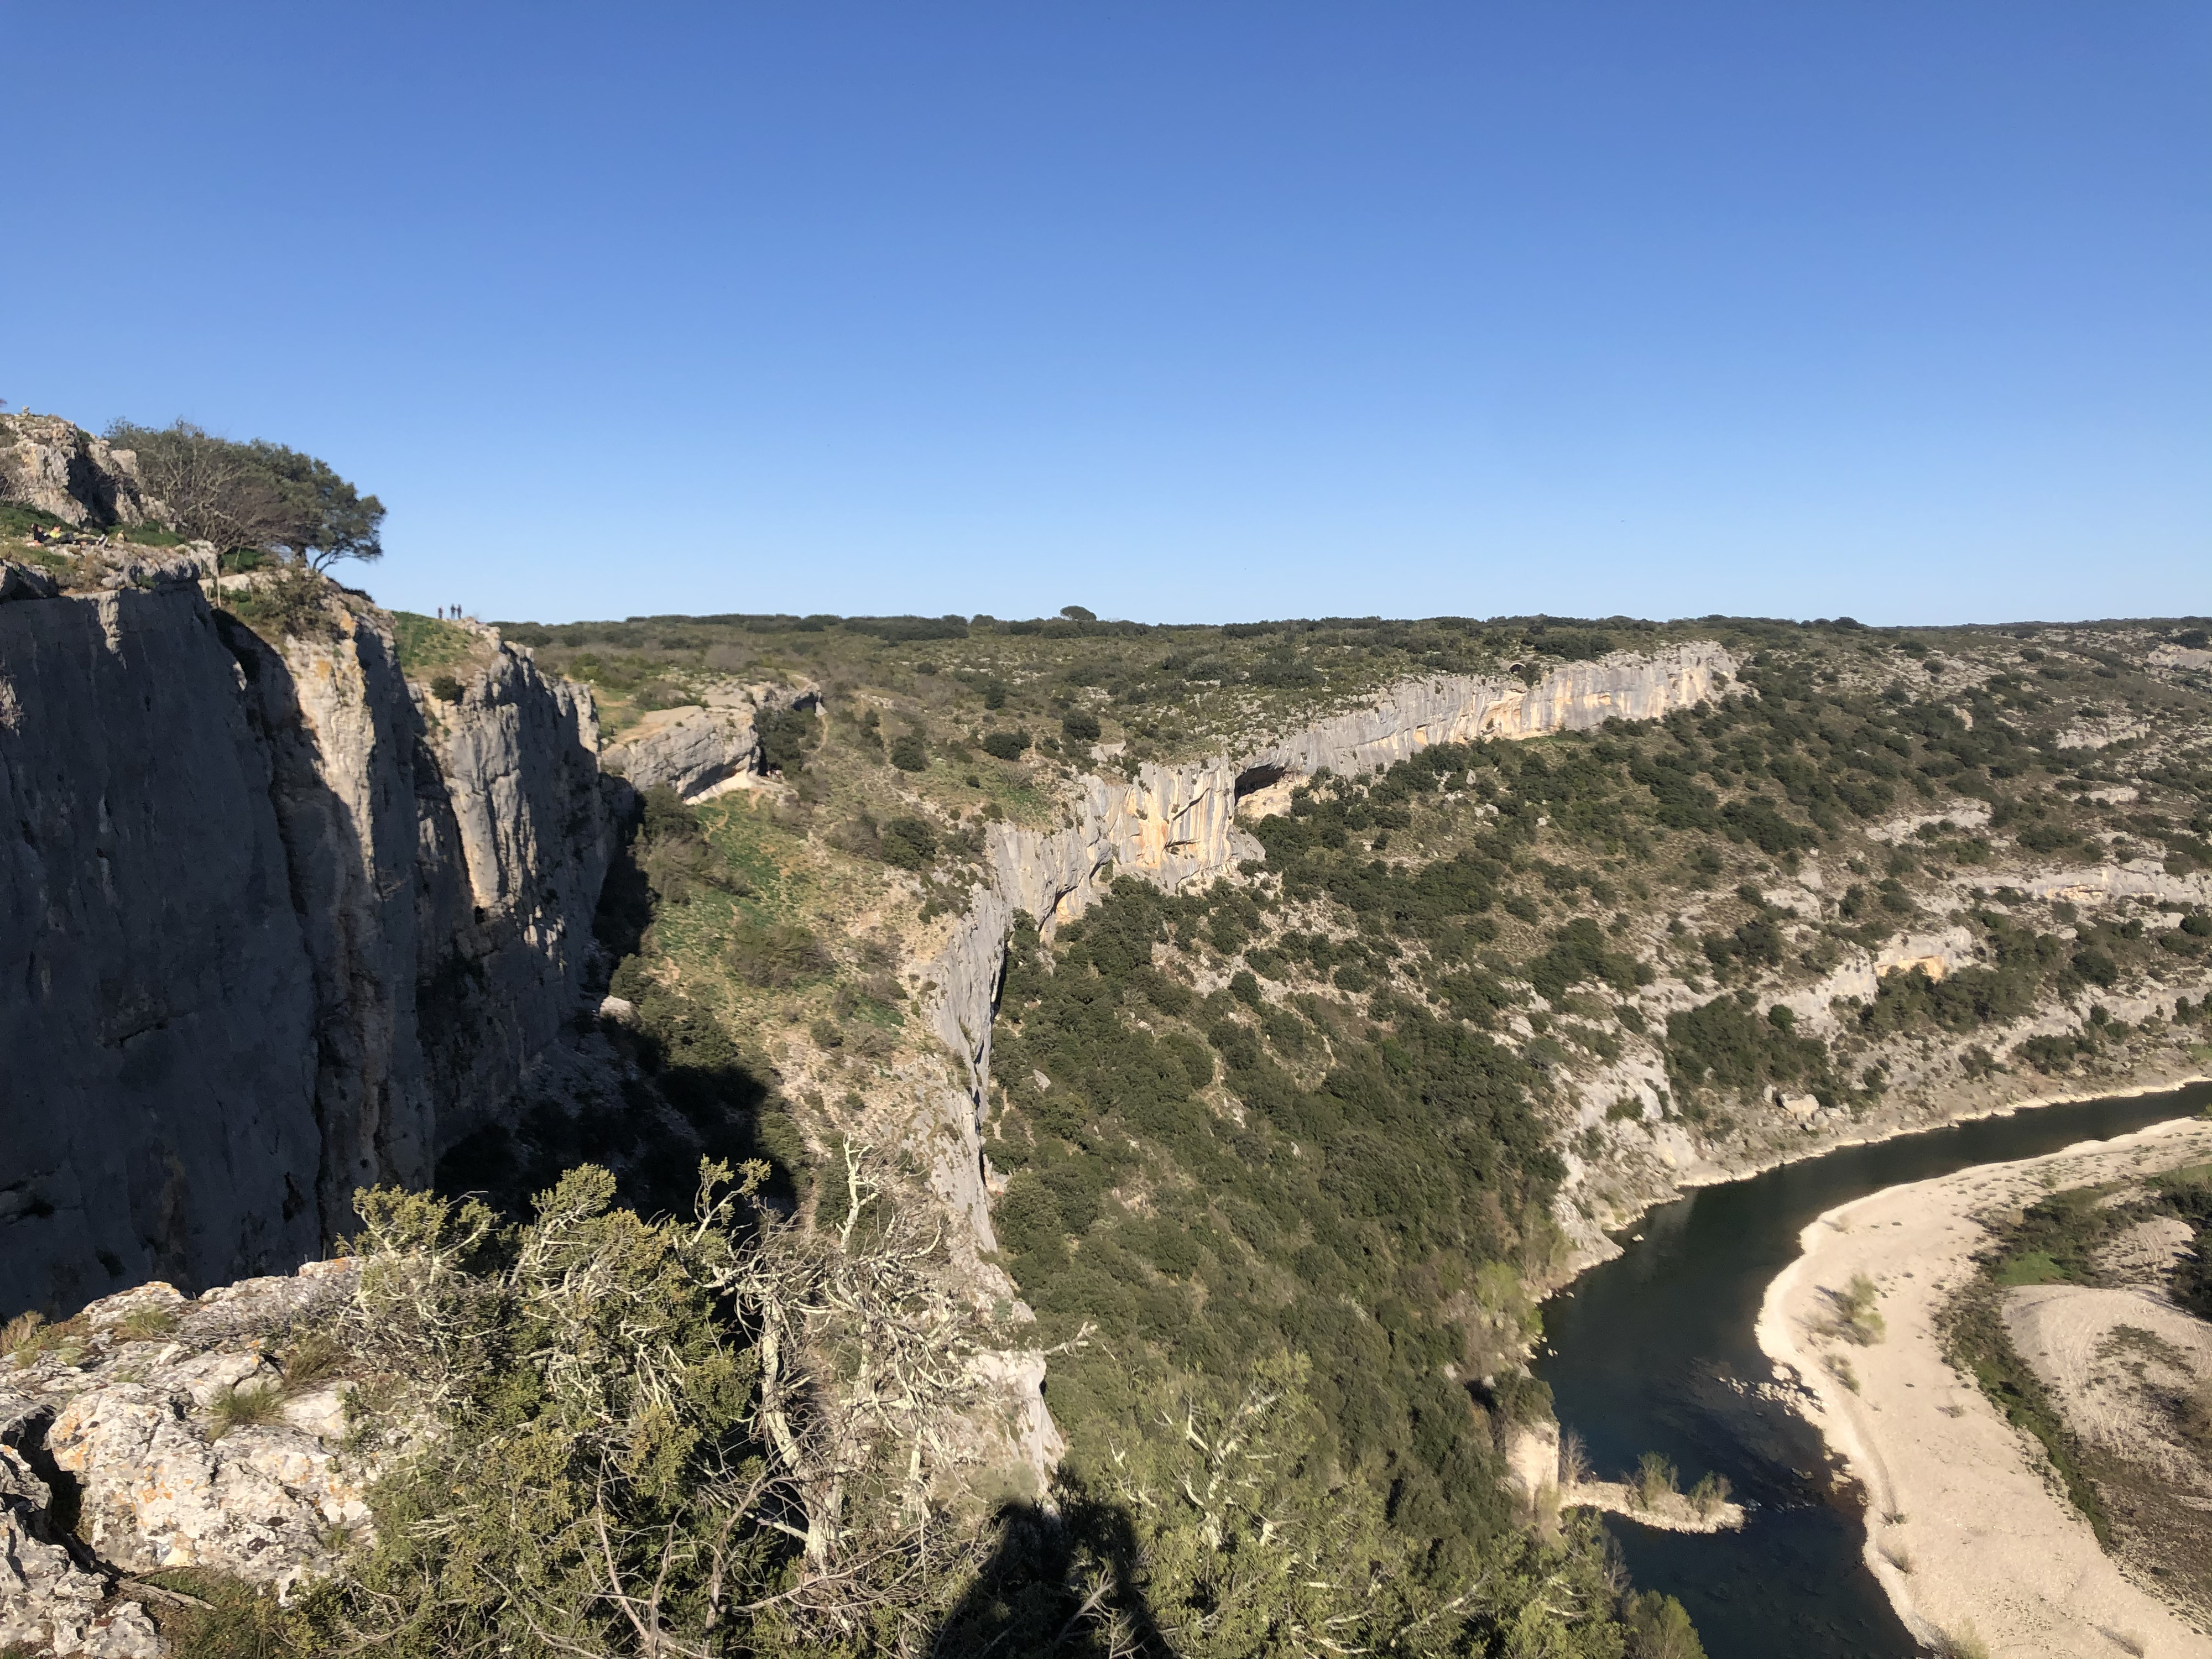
[981,729,1029,760]
[759,705,820,773]
[723,915,832,986]
[1835,1273,1887,1343]
[209,1381,286,1438]
[1633,1450,1679,1509]
[1527,916,1642,1001]
[1061,708,1102,744]
[317,1160,1000,1655]
[880,815,939,870]
[1688,1470,1731,1519]
[227,562,340,643]
[1665,993,1835,1106]
[1625,1590,1708,1658]
[888,732,930,771]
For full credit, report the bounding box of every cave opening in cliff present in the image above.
[1232,763,1289,804]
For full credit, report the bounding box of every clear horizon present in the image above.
[6,3,2206,628]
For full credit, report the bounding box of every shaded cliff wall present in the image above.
[1,588,322,1316]
[920,645,1740,1244]
[0,585,612,1316]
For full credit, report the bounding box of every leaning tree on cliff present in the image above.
[106,419,384,571]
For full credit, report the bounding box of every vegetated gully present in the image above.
[1536,1082,2212,1659]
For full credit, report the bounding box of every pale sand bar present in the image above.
[1756,1115,2212,1659]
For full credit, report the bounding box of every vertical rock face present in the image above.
[1,588,324,1316]
[0,585,613,1317]
[977,645,1738,941]
[1242,644,1738,782]
[983,761,1259,937]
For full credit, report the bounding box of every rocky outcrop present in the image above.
[2150,644,2212,674]
[0,414,171,531]
[2030,859,2212,911]
[0,584,613,1317]
[1,1446,161,1656]
[983,761,1259,935]
[1,1264,365,1650]
[975,647,1736,946]
[599,681,819,800]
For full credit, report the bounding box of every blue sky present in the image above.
[7,3,2206,627]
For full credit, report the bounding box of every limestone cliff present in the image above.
[919,645,1739,1247]
[980,645,1735,942]
[1239,643,1736,784]
[0,583,613,1317]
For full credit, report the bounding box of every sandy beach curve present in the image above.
[1756,1114,2212,1659]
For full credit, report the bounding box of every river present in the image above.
[1535,1082,2212,1659]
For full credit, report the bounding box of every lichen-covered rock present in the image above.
[0,1262,366,1652]
[1,1444,163,1657]
[49,1377,368,1595]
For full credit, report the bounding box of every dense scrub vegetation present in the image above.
[990,884,1560,1552]
[151,1160,1674,1659]
[963,618,2208,1655]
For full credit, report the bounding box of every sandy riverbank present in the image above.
[1756,1113,2212,1659]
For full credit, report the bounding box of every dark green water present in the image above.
[1535,1081,2212,1659]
